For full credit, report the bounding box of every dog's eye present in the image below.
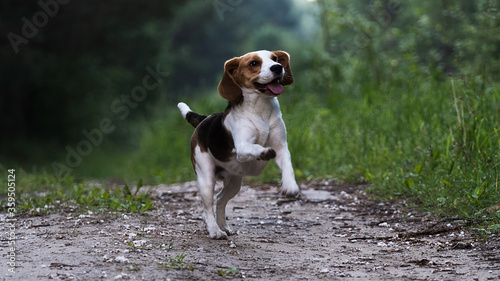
[249,61,259,67]
[271,56,278,62]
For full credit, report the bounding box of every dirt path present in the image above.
[2,181,500,280]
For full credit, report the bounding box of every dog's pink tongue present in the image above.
[267,83,284,95]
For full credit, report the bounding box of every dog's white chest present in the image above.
[252,118,271,145]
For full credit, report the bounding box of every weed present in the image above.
[217,266,241,278]
[160,241,175,251]
[159,253,195,271]
[126,241,135,249]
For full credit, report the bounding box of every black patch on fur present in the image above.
[185,112,207,128]
[195,113,235,162]
[258,148,276,161]
[215,165,226,180]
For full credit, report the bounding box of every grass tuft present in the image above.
[160,253,195,271]
[217,266,242,278]
[0,170,153,215]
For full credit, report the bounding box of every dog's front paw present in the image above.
[221,226,237,236]
[280,182,300,198]
[258,148,276,161]
[208,227,229,240]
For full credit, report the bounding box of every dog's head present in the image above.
[218,50,294,104]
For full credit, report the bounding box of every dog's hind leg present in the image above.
[194,147,228,239]
[216,175,242,236]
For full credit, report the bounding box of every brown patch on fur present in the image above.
[218,53,265,104]
[218,58,244,104]
[231,54,263,88]
[273,51,294,85]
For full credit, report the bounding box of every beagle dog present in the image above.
[177,50,299,239]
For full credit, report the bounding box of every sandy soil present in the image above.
[2,181,500,280]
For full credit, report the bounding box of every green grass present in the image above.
[282,76,500,219]
[0,169,153,215]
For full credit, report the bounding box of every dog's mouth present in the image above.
[254,78,284,96]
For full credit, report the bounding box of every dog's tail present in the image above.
[177,102,207,128]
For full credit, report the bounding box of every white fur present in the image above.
[255,50,285,84]
[177,102,191,118]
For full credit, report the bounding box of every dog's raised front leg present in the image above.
[216,175,242,236]
[236,143,276,162]
[232,127,276,162]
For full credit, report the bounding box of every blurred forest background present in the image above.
[1,0,500,217]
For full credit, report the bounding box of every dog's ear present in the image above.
[273,50,294,85]
[218,57,243,104]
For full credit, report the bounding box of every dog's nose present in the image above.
[270,64,283,75]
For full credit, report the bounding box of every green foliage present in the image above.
[0,171,152,215]
[408,78,500,214]
[307,0,500,218]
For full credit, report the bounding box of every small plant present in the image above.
[488,223,500,233]
[126,241,135,249]
[160,241,175,251]
[160,253,195,271]
[217,266,241,278]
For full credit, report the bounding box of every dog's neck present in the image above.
[228,88,281,119]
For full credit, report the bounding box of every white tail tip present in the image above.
[177,102,191,118]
